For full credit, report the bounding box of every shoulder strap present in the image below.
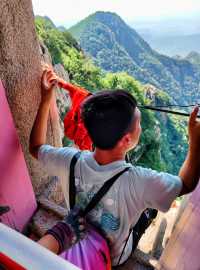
[117,228,133,265]
[69,151,81,209]
[69,152,130,265]
[83,166,130,266]
[82,167,130,216]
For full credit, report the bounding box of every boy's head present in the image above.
[81,90,141,151]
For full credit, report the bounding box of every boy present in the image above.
[30,68,200,266]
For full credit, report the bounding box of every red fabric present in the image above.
[61,82,93,150]
[0,252,26,270]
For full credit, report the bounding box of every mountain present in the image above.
[131,15,200,56]
[35,15,82,61]
[35,15,56,28]
[35,15,188,174]
[185,51,200,66]
[69,11,200,105]
[131,15,200,38]
[138,33,200,57]
[57,25,67,32]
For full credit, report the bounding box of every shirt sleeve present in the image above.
[130,166,183,212]
[38,145,79,206]
[38,145,78,177]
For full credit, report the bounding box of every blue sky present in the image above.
[32,0,200,28]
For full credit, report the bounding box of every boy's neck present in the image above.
[93,148,126,165]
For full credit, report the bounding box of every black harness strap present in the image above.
[69,152,130,266]
[69,151,81,209]
[69,151,130,215]
[82,167,130,216]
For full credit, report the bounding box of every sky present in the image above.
[32,0,200,28]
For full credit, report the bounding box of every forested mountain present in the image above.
[35,16,187,174]
[69,11,200,105]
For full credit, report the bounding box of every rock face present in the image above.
[54,63,71,139]
[0,0,62,199]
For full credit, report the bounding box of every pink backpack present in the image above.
[61,152,129,270]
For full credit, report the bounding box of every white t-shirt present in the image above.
[39,145,182,265]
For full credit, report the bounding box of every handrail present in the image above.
[139,105,200,118]
[0,223,80,270]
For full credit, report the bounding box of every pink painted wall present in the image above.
[159,182,200,270]
[0,80,37,232]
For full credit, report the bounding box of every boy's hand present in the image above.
[57,77,66,89]
[41,68,58,103]
[188,106,200,152]
[179,106,200,195]
[63,206,86,244]
[42,207,86,253]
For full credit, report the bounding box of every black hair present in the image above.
[81,89,137,149]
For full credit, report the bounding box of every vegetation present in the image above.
[69,11,200,106]
[35,16,188,174]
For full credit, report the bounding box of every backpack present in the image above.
[61,152,130,270]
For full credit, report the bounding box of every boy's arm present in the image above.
[134,107,200,212]
[38,208,86,254]
[179,106,200,196]
[29,68,58,159]
[38,234,60,254]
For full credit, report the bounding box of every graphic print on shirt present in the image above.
[75,182,120,233]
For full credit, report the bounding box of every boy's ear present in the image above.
[118,133,132,148]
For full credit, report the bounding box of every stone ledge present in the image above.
[133,249,159,269]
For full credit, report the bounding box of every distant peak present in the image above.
[93,11,123,21]
[58,25,67,32]
[94,11,119,17]
[82,11,122,23]
[187,51,200,57]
